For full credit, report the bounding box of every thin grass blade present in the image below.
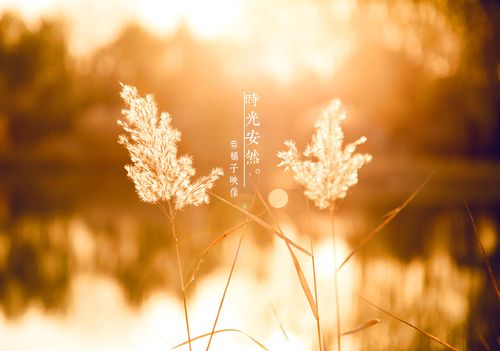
[464,201,500,301]
[311,242,323,351]
[211,192,311,256]
[475,327,492,351]
[185,209,267,290]
[267,297,290,342]
[360,296,461,351]
[206,234,244,350]
[288,242,319,320]
[252,187,318,320]
[171,328,270,351]
[341,319,381,336]
[337,171,435,271]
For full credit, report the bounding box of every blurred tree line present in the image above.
[0,1,498,169]
[0,12,231,169]
[0,14,77,151]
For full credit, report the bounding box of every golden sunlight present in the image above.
[135,1,183,36]
[136,0,243,39]
[183,0,243,39]
[1,1,497,350]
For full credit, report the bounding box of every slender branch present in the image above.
[330,207,341,351]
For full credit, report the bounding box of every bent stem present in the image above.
[331,207,341,351]
[162,203,192,351]
[172,328,270,351]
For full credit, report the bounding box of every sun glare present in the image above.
[135,1,183,36]
[184,0,243,39]
[136,0,243,39]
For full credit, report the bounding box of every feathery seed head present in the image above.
[277,99,372,210]
[117,84,223,211]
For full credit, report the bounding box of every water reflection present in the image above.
[0,170,498,351]
[0,274,185,351]
[0,174,496,350]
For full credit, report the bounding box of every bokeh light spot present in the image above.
[268,188,288,209]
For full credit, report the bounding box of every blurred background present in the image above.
[0,0,499,350]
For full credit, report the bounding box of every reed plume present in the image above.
[118,83,223,213]
[278,98,371,351]
[277,98,371,210]
[117,83,224,351]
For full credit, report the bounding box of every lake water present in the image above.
[0,167,498,350]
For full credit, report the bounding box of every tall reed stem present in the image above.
[171,220,192,351]
[306,199,322,351]
[331,207,341,351]
[163,202,192,351]
[311,243,323,351]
